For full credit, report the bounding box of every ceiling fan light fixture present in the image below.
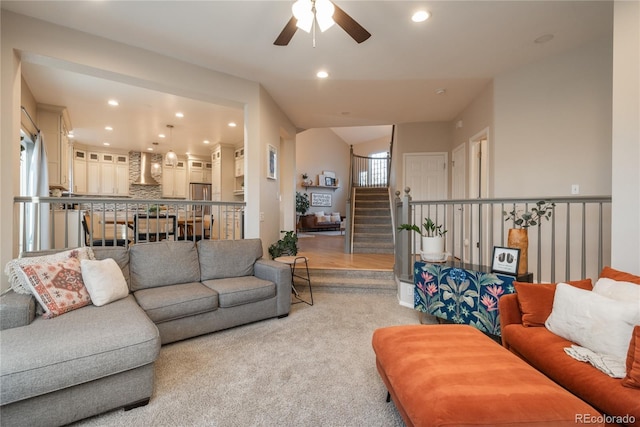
[293,0,314,32]
[315,0,335,32]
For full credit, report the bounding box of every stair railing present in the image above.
[395,188,612,284]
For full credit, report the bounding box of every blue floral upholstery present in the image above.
[414,261,519,336]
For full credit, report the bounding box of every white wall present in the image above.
[611,0,640,274]
[493,37,613,197]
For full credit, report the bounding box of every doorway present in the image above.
[469,128,490,265]
[451,143,466,261]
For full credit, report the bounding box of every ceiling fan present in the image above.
[274,0,371,46]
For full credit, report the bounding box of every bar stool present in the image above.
[274,255,313,306]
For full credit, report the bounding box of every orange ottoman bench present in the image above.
[372,324,603,427]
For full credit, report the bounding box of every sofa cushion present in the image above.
[92,246,131,289]
[0,295,160,405]
[133,282,218,323]
[545,283,640,361]
[502,324,640,423]
[129,241,200,291]
[600,266,640,284]
[623,326,640,389]
[593,277,640,301]
[197,239,263,280]
[16,256,92,319]
[513,279,593,327]
[80,258,129,307]
[202,276,275,308]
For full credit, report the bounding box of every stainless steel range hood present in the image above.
[134,152,160,185]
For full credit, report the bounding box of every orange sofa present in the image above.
[499,267,640,427]
[372,324,602,427]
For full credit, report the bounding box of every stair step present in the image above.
[307,268,395,290]
[354,233,393,242]
[355,208,390,216]
[354,216,391,225]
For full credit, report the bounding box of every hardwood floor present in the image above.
[297,232,394,271]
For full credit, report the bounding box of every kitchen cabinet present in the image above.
[234,147,244,177]
[37,105,71,190]
[162,160,187,198]
[189,159,212,183]
[86,152,129,195]
[72,149,87,194]
[211,144,235,200]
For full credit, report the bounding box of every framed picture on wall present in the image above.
[324,176,334,186]
[267,144,277,180]
[311,193,332,207]
[491,246,520,276]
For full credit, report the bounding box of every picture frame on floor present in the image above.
[491,246,520,276]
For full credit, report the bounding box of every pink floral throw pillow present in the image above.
[18,257,91,318]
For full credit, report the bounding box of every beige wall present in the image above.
[295,128,350,216]
[493,37,613,198]
[611,0,640,273]
[392,121,452,197]
[20,76,38,135]
[352,135,391,157]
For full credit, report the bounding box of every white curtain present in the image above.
[26,131,51,251]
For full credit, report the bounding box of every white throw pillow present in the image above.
[545,283,640,361]
[314,211,324,217]
[330,215,341,222]
[593,277,640,302]
[81,258,129,307]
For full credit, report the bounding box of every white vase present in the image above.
[421,236,446,262]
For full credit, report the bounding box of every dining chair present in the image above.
[82,212,133,247]
[133,214,177,243]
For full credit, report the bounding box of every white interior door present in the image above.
[403,153,448,254]
[451,144,466,261]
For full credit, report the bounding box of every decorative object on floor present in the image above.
[397,217,447,262]
[296,191,310,216]
[268,230,299,259]
[491,246,520,276]
[503,200,555,276]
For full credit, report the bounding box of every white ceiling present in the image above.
[4,1,613,157]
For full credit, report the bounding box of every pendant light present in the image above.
[164,124,178,167]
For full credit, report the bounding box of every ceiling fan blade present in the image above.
[274,16,298,46]
[332,3,371,44]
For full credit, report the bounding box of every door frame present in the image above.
[469,127,491,265]
[451,143,467,261]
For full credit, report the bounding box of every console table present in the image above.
[414,261,532,336]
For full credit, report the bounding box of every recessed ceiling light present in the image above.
[105,126,113,131]
[412,10,430,23]
[175,112,184,118]
[103,142,110,146]
[159,133,166,138]
[67,132,75,138]
[534,34,554,44]
[203,140,210,144]
[147,147,154,151]
[108,99,119,106]
[435,88,447,95]
[228,122,237,127]
[317,70,329,79]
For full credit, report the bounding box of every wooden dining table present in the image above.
[102,214,209,240]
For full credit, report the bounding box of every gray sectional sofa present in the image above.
[0,239,292,427]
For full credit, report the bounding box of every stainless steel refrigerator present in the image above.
[190,183,212,216]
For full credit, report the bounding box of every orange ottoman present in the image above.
[372,324,603,427]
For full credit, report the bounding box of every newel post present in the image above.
[399,187,412,281]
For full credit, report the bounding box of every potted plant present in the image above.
[398,218,448,262]
[503,200,555,275]
[296,192,310,216]
[268,230,299,259]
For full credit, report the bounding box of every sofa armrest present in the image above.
[498,294,523,328]
[0,290,36,330]
[254,259,292,316]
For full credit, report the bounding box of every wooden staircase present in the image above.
[351,187,394,254]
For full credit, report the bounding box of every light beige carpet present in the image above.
[73,289,432,427]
